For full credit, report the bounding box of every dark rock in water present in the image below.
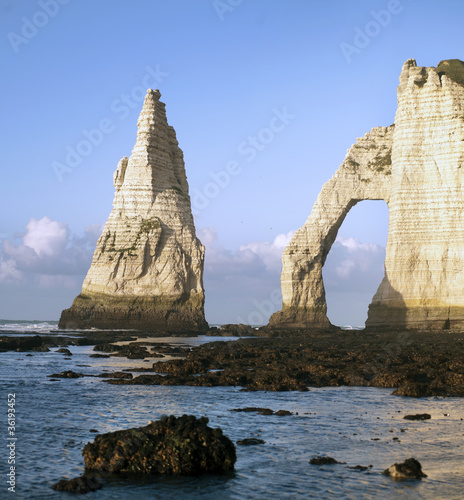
[83,415,236,475]
[32,345,50,352]
[230,407,274,415]
[0,335,44,352]
[74,337,93,346]
[219,324,256,336]
[48,371,85,379]
[52,476,102,495]
[229,407,293,416]
[383,457,427,479]
[258,409,275,415]
[93,342,150,359]
[403,413,431,421]
[107,331,464,397]
[346,464,373,471]
[57,348,72,355]
[90,354,110,358]
[97,372,133,379]
[113,343,151,359]
[93,343,123,353]
[52,475,102,493]
[309,456,343,465]
[237,438,265,445]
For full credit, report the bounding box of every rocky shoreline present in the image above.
[3,327,464,397]
[102,328,464,397]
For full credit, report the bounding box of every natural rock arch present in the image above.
[270,59,464,330]
[269,125,393,329]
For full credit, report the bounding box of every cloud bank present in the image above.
[0,217,101,285]
[0,217,386,325]
[200,229,386,326]
[0,217,101,319]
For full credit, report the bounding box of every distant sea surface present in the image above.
[1,319,464,499]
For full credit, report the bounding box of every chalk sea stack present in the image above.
[270,59,464,330]
[59,90,207,332]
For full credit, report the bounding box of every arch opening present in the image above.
[322,200,389,328]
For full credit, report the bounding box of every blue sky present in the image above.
[1,0,463,326]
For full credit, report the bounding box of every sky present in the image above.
[1,0,463,327]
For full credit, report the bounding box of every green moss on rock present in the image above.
[436,59,464,87]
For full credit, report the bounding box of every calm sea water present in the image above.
[1,320,463,499]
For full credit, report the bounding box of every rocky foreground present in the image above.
[4,328,464,397]
[100,328,464,397]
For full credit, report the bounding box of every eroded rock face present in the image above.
[59,90,207,332]
[270,59,464,330]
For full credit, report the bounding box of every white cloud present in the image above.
[239,230,294,272]
[0,258,24,284]
[323,235,385,292]
[0,216,102,288]
[23,217,67,257]
[198,227,293,279]
[197,226,290,324]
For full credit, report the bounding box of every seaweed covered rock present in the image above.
[52,475,102,494]
[83,415,236,475]
[309,456,343,465]
[0,335,45,352]
[383,457,427,480]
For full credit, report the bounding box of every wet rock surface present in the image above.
[83,415,236,475]
[48,371,86,379]
[346,464,373,471]
[97,372,133,379]
[383,457,427,479]
[216,324,257,336]
[102,329,464,396]
[52,475,102,493]
[237,438,265,445]
[56,348,72,355]
[403,413,431,421]
[310,456,344,465]
[230,407,293,416]
[8,327,464,397]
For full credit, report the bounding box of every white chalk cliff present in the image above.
[270,59,464,330]
[60,90,207,332]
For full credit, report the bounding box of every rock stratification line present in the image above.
[270,59,464,330]
[59,90,207,332]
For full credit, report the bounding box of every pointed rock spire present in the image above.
[59,90,207,332]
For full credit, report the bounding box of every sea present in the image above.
[1,319,463,499]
